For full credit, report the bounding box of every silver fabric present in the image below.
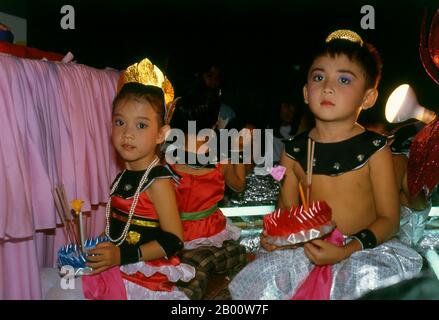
[267,221,335,246]
[416,229,439,253]
[222,171,278,252]
[398,204,431,248]
[239,227,262,252]
[229,215,264,252]
[225,171,278,252]
[229,237,423,300]
[396,203,439,255]
[229,172,279,206]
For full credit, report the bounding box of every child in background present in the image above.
[167,88,248,299]
[268,92,314,163]
[229,30,423,300]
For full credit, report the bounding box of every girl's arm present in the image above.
[277,150,300,208]
[221,127,253,193]
[144,178,183,259]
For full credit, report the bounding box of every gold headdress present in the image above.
[119,57,175,124]
[325,29,364,46]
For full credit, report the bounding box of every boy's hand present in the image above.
[86,242,120,275]
[303,239,347,265]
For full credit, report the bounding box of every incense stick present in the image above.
[52,188,73,244]
[53,186,79,246]
[298,181,309,211]
[306,138,315,205]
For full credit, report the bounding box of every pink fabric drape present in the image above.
[291,229,344,300]
[0,52,121,299]
[82,266,127,300]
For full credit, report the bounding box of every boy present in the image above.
[229,30,423,300]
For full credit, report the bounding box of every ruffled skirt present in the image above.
[229,237,423,300]
[82,256,196,300]
[183,210,241,249]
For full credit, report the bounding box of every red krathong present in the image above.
[264,201,332,237]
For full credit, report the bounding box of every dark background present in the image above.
[2,0,438,127]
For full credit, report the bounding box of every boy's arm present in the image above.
[364,145,400,244]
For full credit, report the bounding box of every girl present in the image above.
[82,82,195,300]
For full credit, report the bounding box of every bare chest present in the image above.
[294,163,377,234]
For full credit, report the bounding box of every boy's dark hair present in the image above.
[170,88,220,134]
[309,38,382,89]
[112,82,165,126]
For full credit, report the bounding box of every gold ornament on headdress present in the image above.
[119,57,176,124]
[325,29,364,46]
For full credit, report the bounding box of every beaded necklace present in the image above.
[105,157,160,246]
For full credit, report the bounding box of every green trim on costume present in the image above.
[181,205,218,221]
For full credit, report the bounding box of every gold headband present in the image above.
[325,29,364,46]
[119,57,175,124]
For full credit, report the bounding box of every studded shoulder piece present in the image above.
[283,130,388,176]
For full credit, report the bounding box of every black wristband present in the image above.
[119,242,141,265]
[156,231,183,258]
[351,229,377,250]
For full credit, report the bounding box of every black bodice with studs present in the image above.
[283,130,388,176]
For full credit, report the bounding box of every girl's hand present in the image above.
[86,242,121,275]
[303,239,347,265]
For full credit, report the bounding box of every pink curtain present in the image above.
[0,52,121,299]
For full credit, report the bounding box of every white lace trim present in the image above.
[184,221,241,249]
[120,261,195,282]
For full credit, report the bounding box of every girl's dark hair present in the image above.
[112,82,165,126]
[170,88,220,134]
[309,38,382,89]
